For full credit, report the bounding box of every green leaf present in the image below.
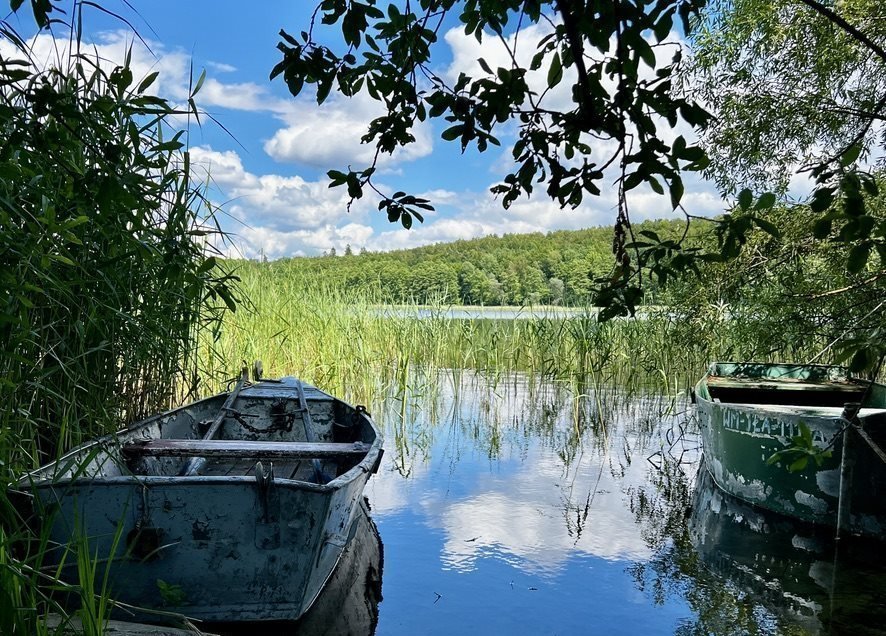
[327,169,348,185]
[669,177,684,210]
[547,51,563,89]
[789,456,809,472]
[137,71,160,93]
[812,218,832,239]
[847,243,870,274]
[653,12,673,43]
[648,176,664,195]
[636,38,655,68]
[441,125,462,141]
[754,192,776,210]
[623,172,643,191]
[862,176,879,197]
[192,69,206,97]
[766,451,783,466]
[809,188,834,213]
[197,256,218,274]
[48,253,76,267]
[840,144,862,167]
[752,216,780,238]
[346,173,363,199]
[216,286,238,313]
[639,230,661,242]
[153,140,185,152]
[850,348,872,372]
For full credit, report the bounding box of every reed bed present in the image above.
[203,260,826,406]
[0,11,235,631]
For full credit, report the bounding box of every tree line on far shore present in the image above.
[256,218,703,306]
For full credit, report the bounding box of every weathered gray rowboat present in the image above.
[694,362,886,537]
[15,372,383,623]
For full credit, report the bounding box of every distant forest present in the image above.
[256,218,705,306]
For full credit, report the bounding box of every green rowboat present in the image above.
[694,362,886,538]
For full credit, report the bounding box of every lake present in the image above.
[218,370,886,635]
[372,305,666,320]
[315,371,886,636]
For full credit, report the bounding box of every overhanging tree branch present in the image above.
[797,0,886,64]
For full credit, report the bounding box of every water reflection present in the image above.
[209,372,886,635]
[377,375,682,572]
[367,373,698,633]
[630,455,886,635]
[689,466,886,635]
[366,372,886,635]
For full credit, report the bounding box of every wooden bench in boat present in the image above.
[122,439,370,461]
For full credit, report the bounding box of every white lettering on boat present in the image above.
[719,408,826,442]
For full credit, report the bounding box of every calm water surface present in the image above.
[351,372,886,635]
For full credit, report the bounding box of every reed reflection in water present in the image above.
[362,371,886,636]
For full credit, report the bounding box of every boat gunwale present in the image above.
[703,360,855,377]
[17,377,383,492]
[695,361,885,412]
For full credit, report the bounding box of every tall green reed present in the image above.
[0,2,236,630]
[207,260,823,407]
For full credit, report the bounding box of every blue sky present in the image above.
[8,1,728,258]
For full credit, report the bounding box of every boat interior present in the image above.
[27,380,375,486]
[705,375,869,408]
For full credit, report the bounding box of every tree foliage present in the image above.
[689,0,886,194]
[271,0,712,318]
[268,1,886,369]
[14,0,886,371]
[245,218,702,306]
[689,0,886,370]
[690,199,886,370]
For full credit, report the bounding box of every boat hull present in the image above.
[689,465,886,633]
[32,474,368,621]
[695,363,886,537]
[17,377,382,623]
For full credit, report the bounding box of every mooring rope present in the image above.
[853,424,886,465]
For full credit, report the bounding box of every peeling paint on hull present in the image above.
[695,362,886,538]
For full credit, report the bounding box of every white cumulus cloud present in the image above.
[191,146,378,258]
[264,92,434,170]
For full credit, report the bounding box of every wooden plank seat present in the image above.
[122,439,370,461]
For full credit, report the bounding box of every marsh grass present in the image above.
[202,260,830,478]
[0,2,237,630]
[206,260,822,404]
